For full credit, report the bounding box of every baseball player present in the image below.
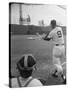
[11,54,43,88]
[41,20,66,84]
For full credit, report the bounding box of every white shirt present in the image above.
[11,76,43,88]
[48,27,64,45]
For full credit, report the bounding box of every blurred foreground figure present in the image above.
[11,54,43,87]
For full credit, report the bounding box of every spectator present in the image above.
[11,54,43,87]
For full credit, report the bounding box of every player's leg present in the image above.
[54,64,66,84]
[52,58,63,77]
[52,46,66,84]
[60,45,66,84]
[52,46,63,77]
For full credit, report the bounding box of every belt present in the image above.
[56,44,64,46]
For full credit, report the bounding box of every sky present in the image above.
[11,4,66,26]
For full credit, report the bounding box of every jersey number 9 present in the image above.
[57,31,62,38]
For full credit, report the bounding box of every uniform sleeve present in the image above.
[48,31,54,38]
[27,79,43,87]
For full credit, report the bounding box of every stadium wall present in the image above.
[9,24,66,35]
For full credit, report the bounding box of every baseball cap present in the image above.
[17,54,36,69]
[50,19,56,26]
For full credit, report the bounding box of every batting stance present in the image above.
[41,20,66,83]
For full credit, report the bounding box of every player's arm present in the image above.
[36,33,51,40]
[36,33,44,40]
[42,32,52,41]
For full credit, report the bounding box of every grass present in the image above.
[11,35,66,85]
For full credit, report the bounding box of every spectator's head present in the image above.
[17,54,36,78]
[50,20,56,29]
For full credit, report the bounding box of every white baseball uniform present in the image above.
[48,27,65,75]
[11,76,43,87]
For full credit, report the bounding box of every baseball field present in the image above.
[11,34,66,85]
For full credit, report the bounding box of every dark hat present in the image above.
[17,54,36,70]
[50,20,56,26]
